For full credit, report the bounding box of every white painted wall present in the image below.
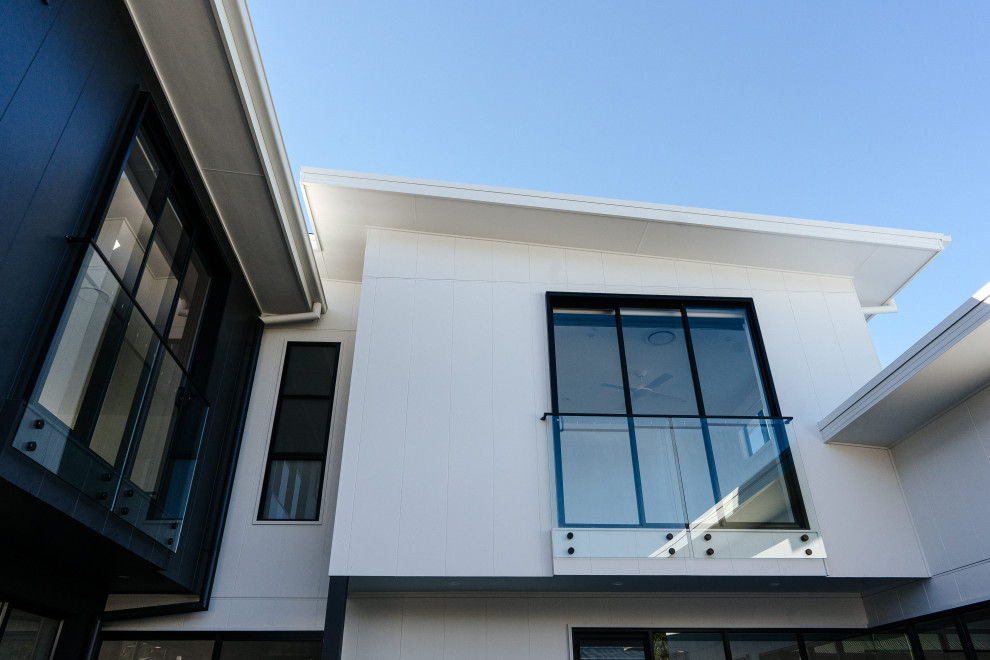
[339,593,868,660]
[864,383,990,624]
[330,229,927,580]
[105,279,360,632]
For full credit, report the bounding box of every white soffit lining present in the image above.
[300,169,949,306]
[124,0,324,316]
[819,283,990,447]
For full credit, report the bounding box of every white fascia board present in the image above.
[210,0,326,311]
[300,168,951,252]
[819,282,990,445]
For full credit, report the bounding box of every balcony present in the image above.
[547,415,822,562]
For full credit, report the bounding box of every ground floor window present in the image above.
[0,603,61,660]
[574,607,990,660]
[97,633,321,660]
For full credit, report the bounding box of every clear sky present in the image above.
[247,1,990,366]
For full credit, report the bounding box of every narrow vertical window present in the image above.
[259,343,339,521]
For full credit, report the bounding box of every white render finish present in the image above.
[104,279,360,632]
[338,593,868,660]
[329,229,928,580]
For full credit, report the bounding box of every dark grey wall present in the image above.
[0,0,262,619]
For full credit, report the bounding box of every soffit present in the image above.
[820,284,990,447]
[302,169,948,307]
[124,0,322,315]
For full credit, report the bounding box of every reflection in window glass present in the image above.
[653,632,724,660]
[728,632,801,660]
[219,640,321,659]
[88,310,160,466]
[552,309,626,414]
[37,250,129,430]
[0,608,60,660]
[575,633,649,660]
[168,249,210,368]
[558,417,640,525]
[135,199,191,337]
[686,308,769,417]
[916,618,965,660]
[963,608,990,660]
[98,639,215,660]
[261,459,322,520]
[94,129,162,291]
[806,633,913,660]
[620,309,698,416]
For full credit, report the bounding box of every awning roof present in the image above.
[820,283,990,447]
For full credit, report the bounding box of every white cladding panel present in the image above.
[330,229,926,578]
[105,280,361,632]
[340,594,868,660]
[863,384,990,623]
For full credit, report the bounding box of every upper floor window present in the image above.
[546,293,806,530]
[258,342,340,521]
[13,101,221,549]
[549,295,775,418]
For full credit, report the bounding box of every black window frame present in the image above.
[546,292,782,419]
[257,341,340,522]
[545,291,808,531]
[10,92,229,549]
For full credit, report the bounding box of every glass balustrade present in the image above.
[549,415,805,529]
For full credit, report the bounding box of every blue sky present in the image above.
[247,1,990,365]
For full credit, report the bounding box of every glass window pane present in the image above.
[963,608,990,660]
[620,309,699,416]
[0,608,60,660]
[168,249,211,367]
[558,416,639,525]
[261,459,323,520]
[36,248,130,430]
[88,310,160,467]
[727,632,801,660]
[634,420,687,526]
[271,398,333,454]
[707,418,799,526]
[135,199,191,337]
[654,632,725,660]
[126,352,185,493]
[671,420,718,525]
[553,309,626,414]
[283,344,339,397]
[94,129,162,291]
[219,640,322,659]
[916,618,965,660]
[577,635,649,660]
[686,308,769,417]
[806,633,914,660]
[98,639,215,660]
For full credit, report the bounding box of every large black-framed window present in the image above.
[12,94,226,549]
[547,293,781,419]
[258,342,340,521]
[546,292,807,530]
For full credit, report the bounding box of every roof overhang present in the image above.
[820,283,990,447]
[301,169,949,307]
[124,0,324,316]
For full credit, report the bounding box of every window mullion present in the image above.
[614,308,647,527]
[679,305,722,506]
